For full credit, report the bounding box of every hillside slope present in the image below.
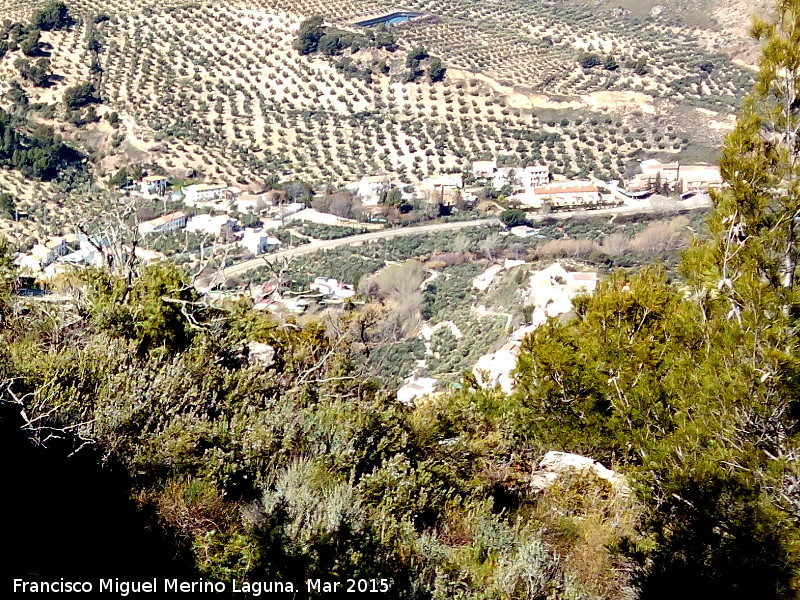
[0,0,759,237]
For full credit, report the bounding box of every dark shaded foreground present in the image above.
[0,402,195,594]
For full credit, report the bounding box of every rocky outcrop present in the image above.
[530,451,628,493]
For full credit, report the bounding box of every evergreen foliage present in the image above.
[63,82,101,110]
[0,108,84,180]
[31,1,73,31]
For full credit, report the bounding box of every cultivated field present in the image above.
[0,0,756,242]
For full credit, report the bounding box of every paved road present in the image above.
[196,198,712,291]
[196,218,501,290]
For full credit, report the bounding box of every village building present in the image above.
[309,277,355,301]
[397,377,439,406]
[628,159,722,194]
[23,235,78,268]
[420,174,464,206]
[471,160,497,178]
[512,182,602,210]
[510,225,539,238]
[234,193,268,214]
[185,214,238,237]
[182,183,228,206]
[240,229,281,255]
[520,165,550,188]
[490,165,549,191]
[139,175,170,196]
[346,175,392,206]
[137,211,188,235]
[45,235,77,258]
[678,164,724,193]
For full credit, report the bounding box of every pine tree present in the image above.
[700,0,800,319]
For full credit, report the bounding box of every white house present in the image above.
[492,167,515,190]
[510,225,538,238]
[185,214,238,236]
[397,377,439,406]
[346,175,392,206]
[309,277,355,300]
[44,235,75,258]
[138,211,188,235]
[421,174,463,191]
[420,174,464,205]
[520,165,550,188]
[240,229,281,255]
[14,252,44,273]
[234,193,268,213]
[21,235,75,269]
[493,166,549,191]
[471,160,497,178]
[677,164,724,193]
[514,182,602,210]
[182,183,228,206]
[140,175,170,196]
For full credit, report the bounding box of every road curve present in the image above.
[196,218,501,291]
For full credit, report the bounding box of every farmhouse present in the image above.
[240,230,281,255]
[628,160,724,193]
[520,165,550,188]
[678,164,723,193]
[420,174,463,205]
[397,377,439,406]
[44,235,76,257]
[510,225,538,238]
[309,277,355,300]
[234,193,268,213]
[138,211,188,235]
[140,175,170,196]
[628,159,677,192]
[491,165,548,191]
[185,214,238,237]
[346,175,392,206]
[514,182,602,210]
[182,183,228,206]
[471,160,497,178]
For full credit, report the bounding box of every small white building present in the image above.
[347,175,392,206]
[309,277,355,300]
[520,165,550,188]
[514,182,602,210]
[284,208,359,226]
[510,225,538,238]
[240,229,281,255]
[472,160,497,178]
[140,175,170,196]
[420,174,464,206]
[138,211,188,235]
[44,235,75,258]
[30,236,77,267]
[234,193,268,213]
[14,252,44,273]
[421,174,463,191]
[678,164,724,193]
[182,183,228,206]
[185,214,238,237]
[397,377,439,406]
[493,166,549,191]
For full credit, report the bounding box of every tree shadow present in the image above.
[0,403,193,586]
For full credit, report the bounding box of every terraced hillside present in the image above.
[0,0,758,241]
